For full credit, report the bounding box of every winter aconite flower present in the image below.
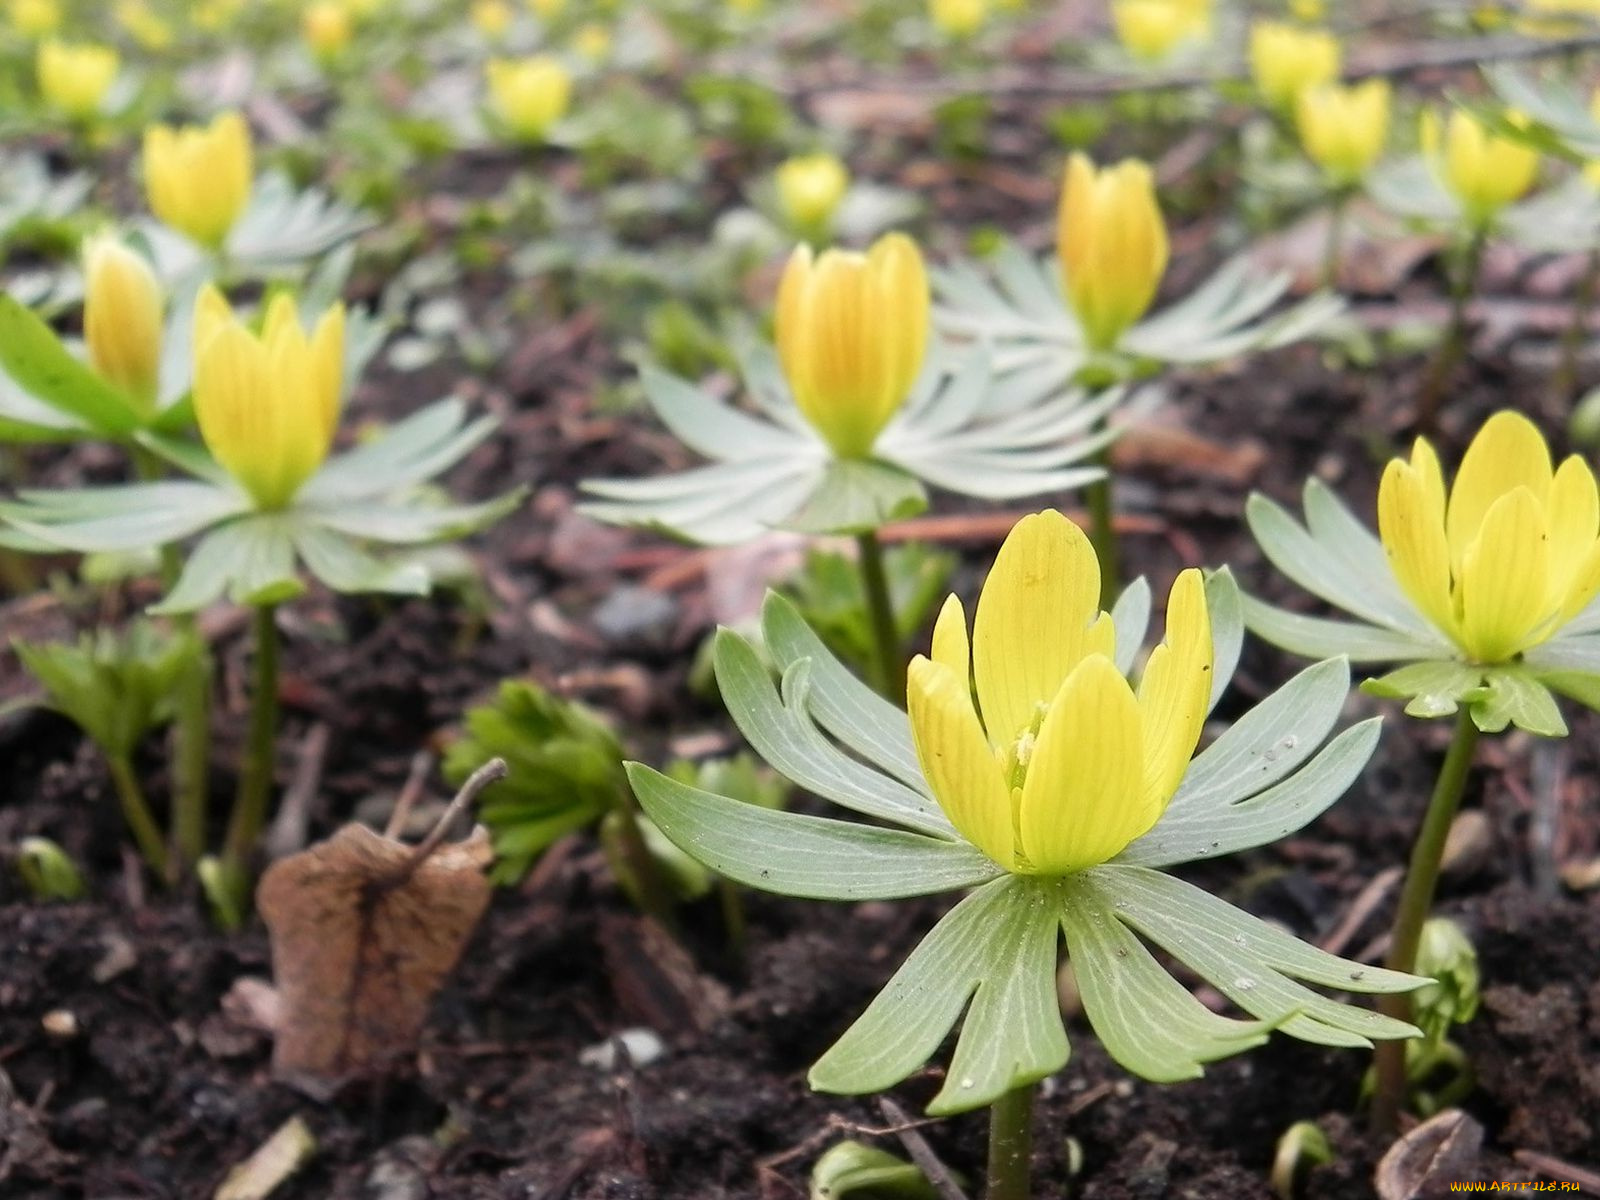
[1420,108,1540,229]
[909,510,1210,873]
[1056,153,1169,354]
[143,112,253,251]
[486,55,572,143]
[37,39,117,120]
[192,286,343,510]
[1246,411,1600,734]
[1297,80,1391,187]
[303,1,351,63]
[929,0,987,38]
[82,234,164,415]
[1111,0,1194,61]
[775,153,849,239]
[775,233,930,459]
[1249,22,1341,113]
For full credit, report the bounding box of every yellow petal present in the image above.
[929,593,970,682]
[1017,654,1145,874]
[1546,454,1600,606]
[972,510,1108,746]
[1456,487,1551,662]
[1446,410,1552,567]
[194,321,269,494]
[1379,450,1457,638]
[1136,568,1211,817]
[1557,541,1600,626]
[309,302,346,442]
[907,655,1015,867]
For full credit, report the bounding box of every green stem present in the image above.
[1086,443,1118,609]
[222,603,280,879]
[1370,708,1480,1136]
[719,876,747,969]
[1321,192,1349,290]
[1417,229,1486,438]
[1554,246,1600,406]
[107,753,170,882]
[854,530,902,702]
[986,1083,1036,1200]
[612,794,680,933]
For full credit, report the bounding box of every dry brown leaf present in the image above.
[258,821,493,1098]
[1375,1109,1483,1200]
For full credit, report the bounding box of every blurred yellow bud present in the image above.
[83,234,164,414]
[775,233,930,459]
[1288,0,1325,19]
[727,0,764,13]
[143,112,253,251]
[193,287,346,510]
[8,0,61,37]
[1420,107,1540,228]
[1057,153,1168,353]
[37,39,118,121]
[930,0,987,37]
[115,0,172,50]
[1249,21,1341,113]
[1296,79,1390,186]
[775,153,849,236]
[1111,0,1192,62]
[471,0,514,37]
[528,0,565,17]
[302,1,352,62]
[572,22,611,61]
[486,55,572,143]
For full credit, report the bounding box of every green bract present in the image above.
[627,583,1422,1115]
[0,398,521,612]
[934,245,1342,388]
[579,338,1120,545]
[1243,479,1600,736]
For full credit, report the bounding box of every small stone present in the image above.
[578,1028,666,1071]
[40,1010,79,1040]
[591,585,679,652]
[92,934,138,984]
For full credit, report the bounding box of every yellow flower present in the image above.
[82,234,164,415]
[471,0,513,37]
[1379,411,1600,664]
[1420,108,1540,228]
[143,112,253,251]
[1249,21,1341,113]
[930,0,987,37]
[1111,0,1193,61]
[8,0,60,37]
[1056,152,1168,353]
[775,153,849,235]
[727,0,763,12]
[303,1,351,61]
[774,233,929,459]
[116,0,172,50]
[1296,79,1390,186]
[486,56,572,142]
[192,287,346,510]
[572,22,611,61]
[1289,0,1325,18]
[528,0,565,16]
[908,510,1212,875]
[37,39,118,120]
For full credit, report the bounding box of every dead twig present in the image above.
[878,1098,970,1200]
[1511,1150,1600,1191]
[388,757,506,889]
[1320,867,1405,959]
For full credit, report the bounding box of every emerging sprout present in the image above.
[15,837,87,902]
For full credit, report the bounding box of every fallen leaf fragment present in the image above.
[1375,1109,1483,1200]
[214,1116,317,1200]
[259,767,499,1098]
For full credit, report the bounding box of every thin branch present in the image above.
[877,1098,971,1200]
[383,749,436,839]
[386,757,507,888]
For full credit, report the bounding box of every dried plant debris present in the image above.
[257,761,506,1098]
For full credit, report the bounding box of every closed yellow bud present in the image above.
[82,234,164,414]
[8,0,61,37]
[471,0,514,37]
[1249,21,1341,113]
[302,1,351,61]
[1289,0,1325,19]
[192,287,346,510]
[143,112,253,251]
[529,0,565,17]
[486,56,572,143]
[1056,153,1168,353]
[930,0,987,37]
[1420,108,1539,228]
[37,39,118,121]
[572,22,611,61]
[774,233,929,459]
[775,153,849,236]
[116,0,172,51]
[1111,0,1192,61]
[1296,79,1390,186]
[727,0,763,13]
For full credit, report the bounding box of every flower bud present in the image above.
[143,111,253,251]
[486,55,572,143]
[1249,21,1341,113]
[83,233,164,414]
[775,232,930,459]
[930,0,987,37]
[37,39,118,120]
[1412,917,1481,1044]
[303,1,352,62]
[471,0,513,38]
[1296,79,1390,186]
[1112,0,1193,61]
[775,153,849,238]
[8,0,61,37]
[1420,107,1540,229]
[1056,153,1168,353]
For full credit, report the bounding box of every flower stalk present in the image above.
[855,530,903,701]
[223,603,281,879]
[1417,229,1486,436]
[1554,246,1600,406]
[1370,708,1480,1135]
[987,1083,1036,1200]
[108,752,169,881]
